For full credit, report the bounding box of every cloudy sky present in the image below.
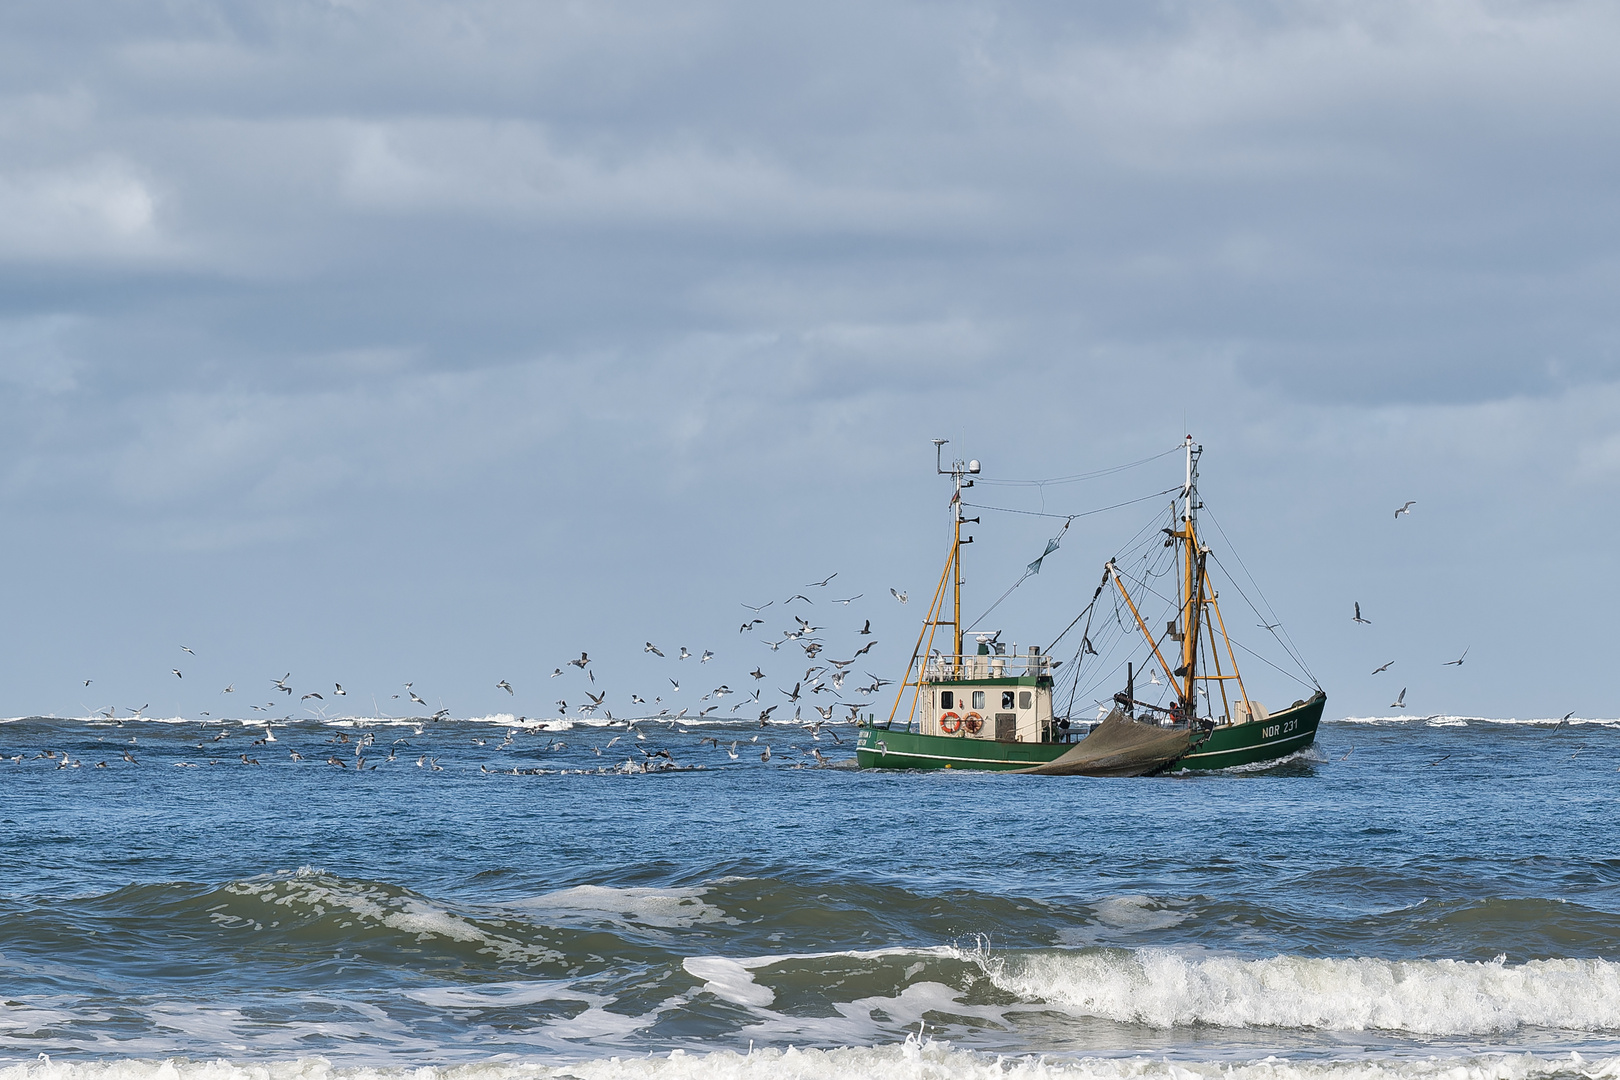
[2,0,1616,722]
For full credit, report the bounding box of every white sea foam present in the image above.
[8,1046,1620,1080]
[966,949,1620,1034]
[1085,895,1191,933]
[683,957,776,1007]
[523,884,738,929]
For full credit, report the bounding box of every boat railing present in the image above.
[922,652,1054,681]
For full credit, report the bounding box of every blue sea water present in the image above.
[1,712,1618,1080]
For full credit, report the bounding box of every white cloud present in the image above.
[0,157,162,260]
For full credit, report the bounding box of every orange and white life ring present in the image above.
[939,711,962,734]
[964,712,984,735]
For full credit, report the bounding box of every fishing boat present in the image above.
[855,438,1325,774]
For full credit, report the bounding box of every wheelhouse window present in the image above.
[1001,691,1015,709]
[972,690,985,710]
[940,691,954,710]
[1020,691,1033,710]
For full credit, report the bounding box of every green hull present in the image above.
[855,692,1326,774]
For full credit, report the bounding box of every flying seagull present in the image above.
[1395,501,1416,518]
[858,619,872,635]
[1371,661,1394,674]
[785,594,812,605]
[1552,710,1575,732]
[180,645,195,655]
[807,573,838,587]
[497,680,513,694]
[172,669,183,678]
[1443,647,1469,666]
[645,642,664,656]
[333,684,346,695]
[833,595,862,605]
[891,588,908,604]
[679,647,691,660]
[1390,687,1407,710]
[1353,602,1371,624]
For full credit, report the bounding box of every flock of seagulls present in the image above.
[52,569,916,773]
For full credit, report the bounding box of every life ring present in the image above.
[939,711,962,734]
[964,712,984,735]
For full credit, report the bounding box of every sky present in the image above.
[2,0,1617,723]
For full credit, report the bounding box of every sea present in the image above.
[1,712,1618,1080]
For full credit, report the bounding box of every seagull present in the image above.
[1148,669,1163,686]
[678,647,691,660]
[568,653,590,669]
[807,573,838,588]
[1390,687,1407,710]
[859,620,873,635]
[760,746,772,762]
[409,690,428,707]
[83,679,92,686]
[302,692,323,701]
[1257,621,1280,631]
[700,650,714,664]
[853,641,876,657]
[181,646,194,655]
[727,741,739,759]
[749,667,766,681]
[890,588,908,604]
[550,668,563,678]
[834,595,862,605]
[669,679,679,691]
[1443,647,1469,666]
[1371,661,1394,674]
[645,642,664,656]
[785,594,812,605]
[1395,500,1416,518]
[1552,711,1575,732]
[1353,602,1371,624]
[497,680,513,695]
[739,620,764,633]
[334,684,346,695]
[741,600,774,613]
[782,682,801,702]
[172,669,183,678]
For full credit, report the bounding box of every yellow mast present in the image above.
[883,441,979,730]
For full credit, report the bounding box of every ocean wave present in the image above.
[8,1045,1620,1080]
[965,948,1620,1034]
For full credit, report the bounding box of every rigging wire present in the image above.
[965,519,1073,633]
[964,485,1183,521]
[1201,505,1321,689]
[975,444,1183,488]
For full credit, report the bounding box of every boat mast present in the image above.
[1176,436,1206,720]
[935,439,979,660]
